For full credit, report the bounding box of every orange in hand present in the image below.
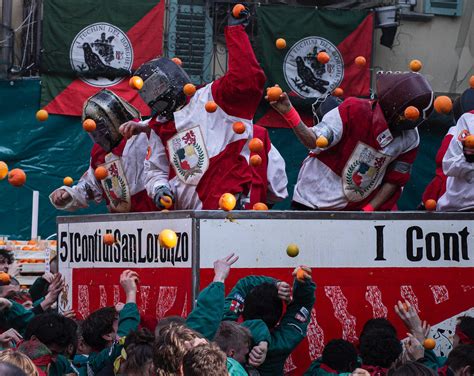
[219,193,236,211]
[103,233,115,245]
[8,168,26,187]
[317,52,330,64]
[252,202,268,210]
[296,268,309,281]
[250,155,262,167]
[160,196,173,209]
[425,199,437,211]
[316,136,328,148]
[276,38,287,50]
[205,101,218,113]
[434,96,453,114]
[183,83,196,96]
[232,4,245,18]
[129,76,144,90]
[83,119,97,132]
[333,87,344,97]
[171,57,182,66]
[404,106,420,121]
[266,86,283,102]
[409,59,422,72]
[249,138,264,153]
[423,338,436,350]
[355,56,366,67]
[232,121,246,134]
[36,109,49,122]
[95,166,108,180]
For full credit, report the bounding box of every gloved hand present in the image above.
[228,4,250,27]
[153,186,175,209]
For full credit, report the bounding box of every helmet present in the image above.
[312,95,343,125]
[453,88,474,122]
[82,89,140,152]
[376,72,433,130]
[135,57,191,119]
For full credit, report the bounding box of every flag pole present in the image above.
[31,190,39,240]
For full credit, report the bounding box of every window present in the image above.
[424,0,463,16]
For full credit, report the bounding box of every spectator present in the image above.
[304,339,358,375]
[359,329,402,375]
[182,342,228,376]
[214,321,252,375]
[0,349,39,376]
[387,361,436,376]
[443,344,474,375]
[454,316,474,347]
[0,362,27,376]
[115,328,154,376]
[17,340,52,376]
[0,248,14,273]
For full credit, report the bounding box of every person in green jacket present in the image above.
[223,266,316,376]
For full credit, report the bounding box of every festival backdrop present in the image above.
[255,6,374,128]
[40,0,165,116]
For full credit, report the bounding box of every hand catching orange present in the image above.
[160,196,173,209]
[266,86,283,102]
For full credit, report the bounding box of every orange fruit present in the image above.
[317,51,330,64]
[296,268,308,281]
[316,136,328,148]
[232,121,246,134]
[425,199,437,211]
[94,166,108,180]
[470,75,474,89]
[276,38,287,50]
[205,101,218,113]
[402,302,409,312]
[129,76,144,90]
[232,3,245,18]
[434,96,453,114]
[249,138,264,153]
[63,177,73,186]
[423,338,436,350]
[219,193,236,211]
[250,155,262,167]
[160,196,173,209]
[36,109,49,122]
[253,202,268,210]
[183,83,196,96]
[171,57,182,66]
[159,229,178,248]
[464,135,474,148]
[0,161,8,180]
[103,233,115,245]
[0,272,11,284]
[404,106,420,121]
[286,244,299,257]
[83,119,97,132]
[409,59,422,72]
[266,86,283,102]
[8,168,26,187]
[333,87,344,97]
[355,56,366,67]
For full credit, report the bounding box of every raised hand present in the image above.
[213,253,239,283]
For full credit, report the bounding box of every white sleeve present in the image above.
[310,107,344,153]
[144,131,171,197]
[266,143,288,203]
[442,114,474,183]
[49,165,103,211]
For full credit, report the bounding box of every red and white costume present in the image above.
[50,133,157,213]
[437,111,474,211]
[144,25,266,210]
[293,98,419,210]
[246,125,288,208]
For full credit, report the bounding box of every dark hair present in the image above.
[121,328,155,374]
[387,361,436,376]
[24,313,78,354]
[214,321,251,355]
[446,344,474,372]
[182,342,227,376]
[359,330,402,369]
[155,315,186,337]
[81,307,117,351]
[360,318,397,339]
[322,339,358,373]
[0,362,27,376]
[458,316,474,342]
[0,249,14,264]
[242,283,283,329]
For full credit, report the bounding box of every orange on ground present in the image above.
[423,338,436,350]
[404,106,420,121]
[183,83,196,96]
[355,56,366,67]
[171,57,182,66]
[160,196,173,209]
[464,134,474,148]
[0,272,11,284]
[316,136,329,148]
[249,138,264,153]
[63,177,73,186]
[159,229,178,248]
[425,199,437,211]
[409,59,422,72]
[317,51,330,64]
[253,202,268,210]
[232,121,246,134]
[333,87,344,97]
[129,76,144,90]
[250,155,262,167]
[83,119,97,132]
[232,4,245,18]
[95,166,108,180]
[266,86,283,102]
[219,193,236,211]
[205,101,218,113]
[470,75,474,89]
[103,233,115,246]
[286,244,299,257]
[0,161,8,180]
[36,109,49,122]
[434,96,453,114]
[8,168,26,187]
[296,268,308,281]
[276,38,287,50]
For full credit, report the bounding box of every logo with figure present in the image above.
[70,22,133,87]
[283,37,344,99]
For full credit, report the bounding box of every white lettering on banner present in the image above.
[307,309,325,361]
[401,285,421,313]
[78,285,90,319]
[140,286,151,316]
[462,285,474,292]
[324,286,358,342]
[430,285,449,304]
[113,285,120,306]
[99,285,107,308]
[181,293,188,318]
[365,286,388,318]
[156,287,178,321]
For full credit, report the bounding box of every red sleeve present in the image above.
[383,147,418,186]
[211,25,266,120]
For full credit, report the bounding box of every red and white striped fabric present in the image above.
[144,25,266,209]
[293,98,419,210]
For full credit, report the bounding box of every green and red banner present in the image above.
[40,0,165,116]
[255,6,374,128]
